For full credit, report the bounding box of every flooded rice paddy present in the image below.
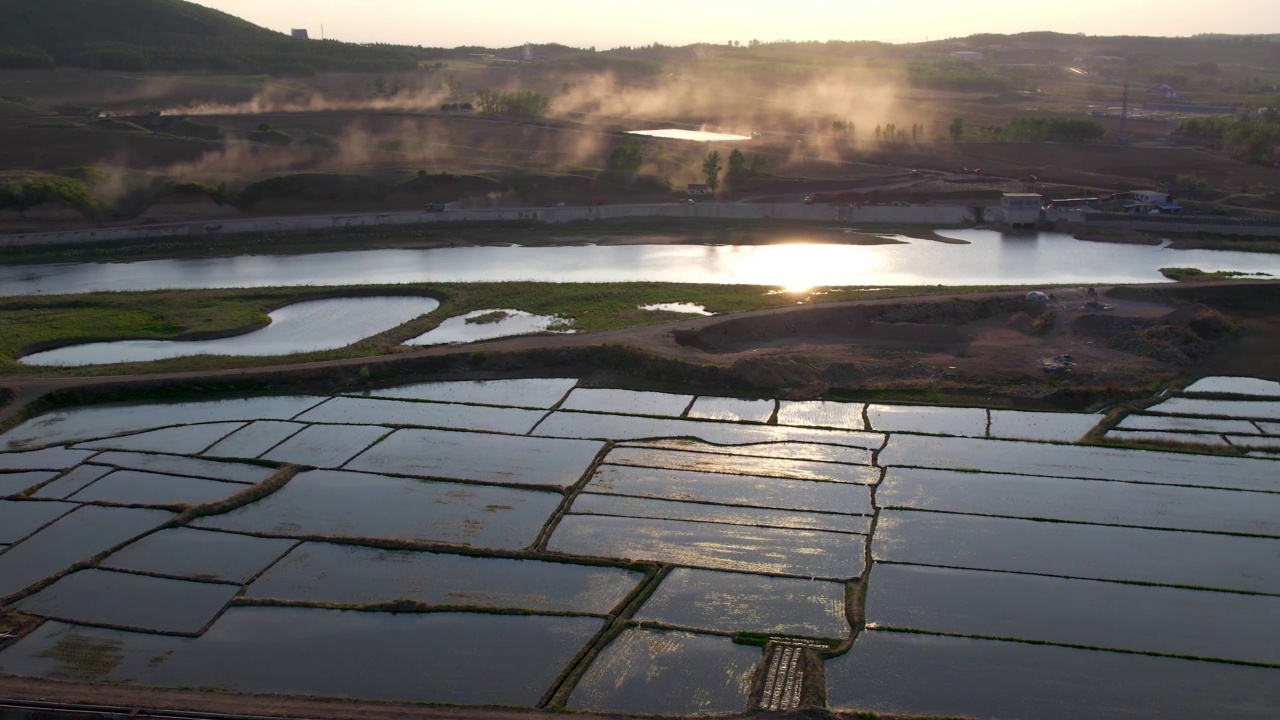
[101,528,296,583]
[8,232,1280,295]
[357,377,577,408]
[568,627,760,715]
[826,631,1280,720]
[192,469,562,549]
[0,376,1277,717]
[18,297,439,366]
[247,542,641,613]
[14,569,239,634]
[865,563,1280,665]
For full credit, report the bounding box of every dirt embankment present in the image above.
[2,284,1273,424]
[650,286,1255,404]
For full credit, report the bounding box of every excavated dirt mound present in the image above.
[675,298,1029,354]
[644,287,1239,402]
[1072,308,1236,366]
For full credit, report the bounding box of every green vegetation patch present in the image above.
[0,173,98,215]
[464,310,512,325]
[1159,267,1271,282]
[0,282,1012,378]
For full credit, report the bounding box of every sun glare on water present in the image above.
[728,244,885,291]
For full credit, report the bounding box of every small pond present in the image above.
[20,297,439,366]
[405,308,570,345]
[627,128,752,141]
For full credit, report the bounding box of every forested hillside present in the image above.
[0,0,443,74]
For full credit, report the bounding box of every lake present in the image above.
[4,230,1278,296]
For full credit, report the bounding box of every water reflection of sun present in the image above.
[734,244,883,292]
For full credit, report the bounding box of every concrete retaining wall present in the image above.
[1082,213,1280,237]
[1,203,974,249]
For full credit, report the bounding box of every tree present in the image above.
[749,154,767,176]
[728,148,746,176]
[949,117,965,141]
[607,138,643,173]
[702,151,723,194]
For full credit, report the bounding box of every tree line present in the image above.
[475,90,551,117]
[1178,109,1280,165]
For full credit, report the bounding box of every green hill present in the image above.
[0,0,441,74]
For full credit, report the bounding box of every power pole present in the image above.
[1118,82,1129,143]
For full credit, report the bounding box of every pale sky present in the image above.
[192,0,1276,49]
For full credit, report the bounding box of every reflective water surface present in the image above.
[405,309,571,345]
[826,631,1280,720]
[8,232,1280,297]
[0,506,173,598]
[102,528,296,583]
[247,542,641,613]
[194,469,561,550]
[873,509,1280,593]
[865,564,1280,664]
[15,568,238,634]
[636,568,849,638]
[20,297,439,366]
[878,467,1280,536]
[569,627,760,715]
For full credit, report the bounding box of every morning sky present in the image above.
[192,0,1276,49]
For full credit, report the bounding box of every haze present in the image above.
[192,0,1276,48]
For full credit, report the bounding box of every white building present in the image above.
[950,51,984,62]
[1130,190,1170,204]
[1001,193,1042,227]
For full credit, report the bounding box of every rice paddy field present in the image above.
[0,376,1277,718]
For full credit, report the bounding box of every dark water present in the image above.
[261,423,391,468]
[880,434,1280,492]
[0,397,323,451]
[827,631,1280,720]
[345,428,605,488]
[360,378,577,408]
[194,469,562,550]
[77,422,246,455]
[0,505,174,598]
[102,527,296,583]
[144,607,602,706]
[878,467,1280,536]
[0,500,76,543]
[15,568,238,634]
[568,627,760,715]
[68,470,246,507]
[296,396,546,434]
[247,541,641,613]
[636,567,849,638]
[873,509,1280,593]
[202,421,308,459]
[865,563,1280,664]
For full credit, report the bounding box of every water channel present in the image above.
[4,230,1278,296]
